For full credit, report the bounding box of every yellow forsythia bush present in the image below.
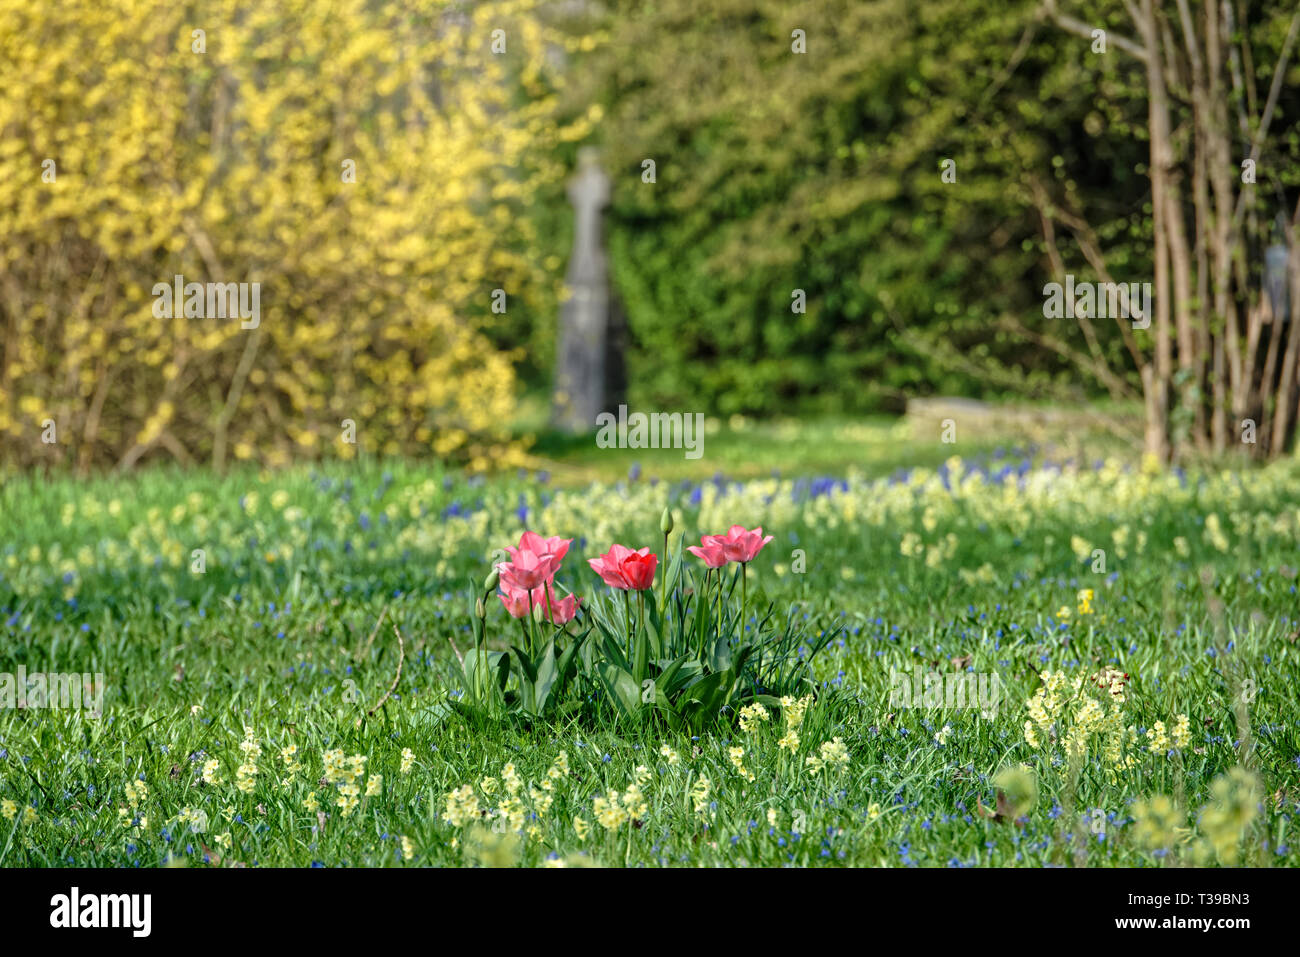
[0,0,594,471]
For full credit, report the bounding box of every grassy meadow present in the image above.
[1,417,1298,867]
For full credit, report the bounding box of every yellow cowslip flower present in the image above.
[443,785,480,828]
[499,796,526,831]
[400,748,415,774]
[1171,714,1191,750]
[934,725,952,746]
[728,747,756,782]
[202,759,222,785]
[738,702,770,733]
[501,763,523,796]
[573,816,590,842]
[592,791,627,831]
[552,751,570,775]
[1204,513,1230,552]
[529,785,554,818]
[690,776,711,816]
[401,836,415,861]
[1147,721,1169,753]
[366,774,382,797]
[22,806,37,825]
[1132,795,1182,851]
[778,729,800,753]
[1070,536,1092,561]
[303,793,320,813]
[480,777,499,797]
[622,783,648,819]
[1056,605,1072,620]
[1077,588,1094,615]
[1075,697,1105,734]
[766,808,778,828]
[867,803,882,822]
[1198,768,1261,864]
[1024,721,1040,749]
[659,745,681,766]
[819,737,850,768]
[214,833,232,850]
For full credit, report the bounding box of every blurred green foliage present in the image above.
[515,0,1300,418]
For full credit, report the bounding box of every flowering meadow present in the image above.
[1,446,1299,868]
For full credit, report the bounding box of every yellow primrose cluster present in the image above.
[738,702,770,733]
[1147,713,1192,753]
[900,531,961,568]
[1023,670,1137,771]
[444,785,481,828]
[805,737,850,774]
[1131,795,1188,851]
[588,764,650,833]
[690,776,712,817]
[1195,767,1261,865]
[728,747,755,782]
[321,749,369,816]
[278,744,301,789]
[443,752,571,838]
[236,727,262,794]
[777,694,813,752]
[116,779,149,830]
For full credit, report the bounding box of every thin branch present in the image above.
[367,625,406,718]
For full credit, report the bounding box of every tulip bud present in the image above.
[475,596,486,619]
[660,506,674,535]
[532,601,545,624]
[483,568,499,594]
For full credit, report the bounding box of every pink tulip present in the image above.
[496,549,558,592]
[686,539,729,568]
[543,592,581,625]
[707,525,774,564]
[588,544,658,591]
[508,531,572,566]
[498,583,543,619]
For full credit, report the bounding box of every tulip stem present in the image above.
[636,589,647,683]
[623,589,632,661]
[477,615,487,706]
[699,568,711,660]
[527,591,535,657]
[740,562,748,640]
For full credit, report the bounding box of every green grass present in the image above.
[1,430,1298,867]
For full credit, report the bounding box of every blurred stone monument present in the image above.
[552,147,625,433]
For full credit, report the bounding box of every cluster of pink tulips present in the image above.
[494,531,582,624]
[492,522,774,624]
